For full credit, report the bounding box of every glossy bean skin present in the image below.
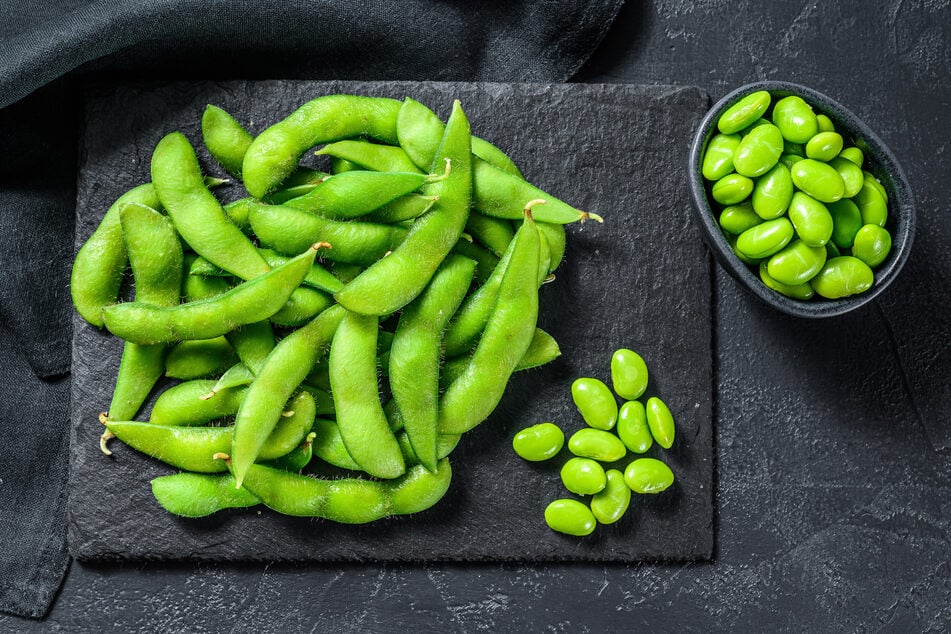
[838,146,864,167]
[828,199,864,249]
[571,378,619,430]
[512,423,565,462]
[751,162,793,219]
[568,428,627,462]
[201,105,253,179]
[826,241,842,259]
[759,262,815,300]
[828,157,865,198]
[863,172,889,202]
[790,159,845,203]
[724,233,760,266]
[165,337,237,379]
[851,225,892,267]
[719,203,762,234]
[284,170,427,219]
[810,256,875,299]
[645,397,676,449]
[336,101,472,316]
[766,240,827,286]
[788,192,833,247]
[778,153,804,169]
[610,349,648,400]
[711,173,754,205]
[717,91,771,135]
[732,123,783,177]
[816,114,836,133]
[150,381,247,426]
[624,458,675,494]
[771,96,819,144]
[854,182,888,227]
[151,473,259,518]
[242,95,402,198]
[805,131,844,162]
[590,469,631,525]
[616,401,653,453]
[315,140,424,174]
[561,457,607,495]
[102,246,317,345]
[702,133,741,180]
[545,499,597,536]
[736,217,794,259]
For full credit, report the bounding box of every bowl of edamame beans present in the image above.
[688,81,915,318]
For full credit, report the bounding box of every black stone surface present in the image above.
[69,81,713,563]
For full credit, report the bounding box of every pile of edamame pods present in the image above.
[71,94,602,522]
[512,349,676,536]
[703,90,893,300]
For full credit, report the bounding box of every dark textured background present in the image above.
[70,80,712,563]
[3,0,950,630]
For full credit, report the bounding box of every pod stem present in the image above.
[425,157,452,183]
[99,430,115,456]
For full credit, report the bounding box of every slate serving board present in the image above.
[69,80,713,562]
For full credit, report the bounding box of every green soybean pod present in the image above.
[151,473,259,518]
[568,428,627,462]
[771,96,819,144]
[816,114,836,133]
[751,162,794,219]
[838,146,864,167]
[571,378,618,430]
[466,212,515,258]
[560,457,607,495]
[264,168,332,205]
[645,397,675,449]
[165,337,238,379]
[310,418,362,470]
[366,194,439,224]
[590,469,631,525]
[624,458,675,494]
[759,262,815,300]
[616,401,652,453]
[854,182,888,227]
[545,499,597,536]
[828,157,864,198]
[201,105,253,179]
[512,423,565,462]
[719,203,762,235]
[269,286,333,327]
[851,225,892,268]
[711,174,754,206]
[315,140,424,174]
[732,123,784,177]
[150,382,247,426]
[828,199,864,249]
[810,256,875,299]
[283,170,428,219]
[537,222,567,274]
[702,133,741,181]
[717,91,771,135]
[790,159,845,203]
[736,217,794,259]
[805,131,844,162]
[610,348,648,400]
[766,240,827,286]
[788,192,833,247]
[329,157,358,174]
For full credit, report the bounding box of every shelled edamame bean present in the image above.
[701,89,895,300]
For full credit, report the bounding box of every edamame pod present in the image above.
[702,133,741,181]
[225,320,276,376]
[201,105,253,179]
[151,473,259,518]
[150,382,247,426]
[590,470,631,525]
[810,256,874,298]
[366,194,439,224]
[788,192,833,247]
[315,140,424,174]
[165,337,238,379]
[284,170,428,219]
[466,213,515,258]
[771,96,819,143]
[736,217,794,259]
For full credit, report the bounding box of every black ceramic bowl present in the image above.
[688,81,915,318]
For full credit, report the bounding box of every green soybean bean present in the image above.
[810,256,875,299]
[284,170,428,219]
[231,458,452,522]
[151,472,260,518]
[616,401,652,453]
[561,457,607,495]
[863,172,889,202]
[851,225,892,267]
[466,213,515,258]
[610,348,648,400]
[759,262,815,300]
[438,211,541,435]
[165,337,238,379]
[512,423,565,462]
[790,159,845,203]
[624,458,675,494]
[751,163,794,219]
[201,105,253,179]
[390,255,475,472]
[545,499,597,536]
[783,141,805,155]
[103,245,318,345]
[702,133,741,181]
[788,192,833,247]
[150,381,247,426]
[590,469,631,525]
[230,305,345,488]
[719,203,762,234]
[725,232,760,266]
[717,91,771,135]
[711,173,754,205]
[645,397,675,449]
[854,182,888,227]
[828,157,864,198]
[738,118,770,136]
[568,428,626,463]
[736,217,794,259]
[778,154,804,169]
[250,201,406,265]
[335,101,472,316]
[816,114,835,133]
[839,146,864,167]
[331,311,406,479]
[766,240,827,286]
[805,131,844,162]
[243,95,402,198]
[571,378,619,431]
[732,123,783,177]
[828,199,864,249]
[771,96,819,144]
[263,168,332,205]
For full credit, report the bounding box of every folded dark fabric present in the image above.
[0,0,625,619]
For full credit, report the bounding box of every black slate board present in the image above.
[68,81,712,562]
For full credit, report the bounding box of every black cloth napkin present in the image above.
[0,0,625,618]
